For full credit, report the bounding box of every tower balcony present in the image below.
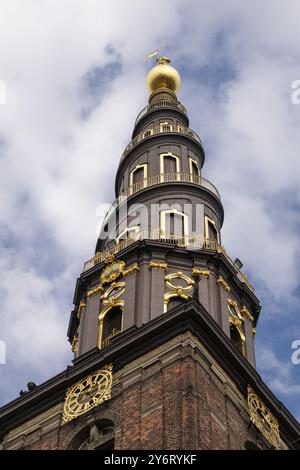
[102,173,220,229]
[134,99,187,126]
[122,124,201,161]
[84,232,218,271]
[119,172,221,200]
[102,172,221,228]
[82,230,254,293]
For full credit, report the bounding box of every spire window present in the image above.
[160,153,180,182]
[189,157,200,183]
[204,216,220,244]
[160,121,173,132]
[160,209,188,242]
[129,164,148,194]
[98,301,124,350]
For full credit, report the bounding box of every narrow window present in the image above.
[132,166,144,185]
[142,129,153,139]
[230,324,244,355]
[160,122,172,132]
[129,164,147,194]
[164,155,177,174]
[204,216,219,245]
[160,210,188,243]
[189,158,200,184]
[160,153,180,182]
[102,306,122,349]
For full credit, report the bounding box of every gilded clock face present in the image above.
[62,365,113,423]
[247,386,280,448]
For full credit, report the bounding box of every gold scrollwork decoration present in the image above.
[165,272,194,291]
[247,386,280,449]
[216,275,231,292]
[123,263,139,276]
[228,298,244,323]
[192,268,210,278]
[77,301,86,319]
[228,299,246,355]
[163,272,194,313]
[100,282,125,305]
[71,336,78,353]
[62,364,113,424]
[104,255,115,264]
[87,284,104,298]
[88,260,126,298]
[149,261,168,271]
[241,305,254,322]
[100,260,125,285]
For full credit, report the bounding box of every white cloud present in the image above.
[257,346,300,396]
[0,249,72,400]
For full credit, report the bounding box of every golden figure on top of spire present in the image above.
[145,51,181,94]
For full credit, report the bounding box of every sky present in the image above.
[0,0,299,426]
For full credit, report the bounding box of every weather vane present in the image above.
[144,50,171,65]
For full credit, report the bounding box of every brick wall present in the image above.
[3,333,258,450]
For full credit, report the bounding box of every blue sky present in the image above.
[0,0,299,425]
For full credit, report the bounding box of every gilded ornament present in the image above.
[165,272,194,291]
[216,276,231,292]
[101,282,125,305]
[100,260,125,285]
[149,261,168,271]
[227,298,244,321]
[77,301,86,319]
[146,56,181,94]
[123,263,139,276]
[87,284,104,298]
[241,305,254,322]
[71,336,78,353]
[192,268,210,278]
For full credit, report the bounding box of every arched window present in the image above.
[160,209,188,242]
[230,324,245,355]
[160,153,180,182]
[164,292,190,313]
[129,164,148,194]
[101,306,123,349]
[204,216,220,244]
[116,225,140,243]
[142,128,153,139]
[69,420,115,450]
[177,121,184,133]
[98,301,124,349]
[160,121,173,132]
[189,157,200,183]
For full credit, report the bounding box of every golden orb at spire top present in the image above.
[146,56,181,94]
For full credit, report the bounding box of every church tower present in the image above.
[0,57,299,450]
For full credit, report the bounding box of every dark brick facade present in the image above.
[1,332,285,450]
